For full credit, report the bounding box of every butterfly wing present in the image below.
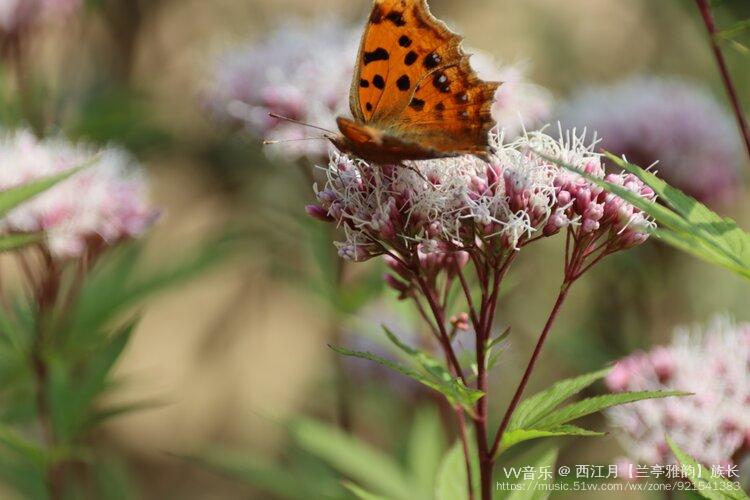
[348,0,499,157]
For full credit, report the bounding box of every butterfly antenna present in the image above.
[262,136,328,145]
[268,113,335,134]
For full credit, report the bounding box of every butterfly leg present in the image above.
[398,161,431,184]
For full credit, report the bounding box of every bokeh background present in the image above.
[8,0,750,498]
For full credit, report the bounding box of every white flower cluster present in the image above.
[606,315,750,467]
[312,128,607,261]
[0,130,156,258]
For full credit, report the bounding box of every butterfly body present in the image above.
[330,0,501,164]
[332,116,459,164]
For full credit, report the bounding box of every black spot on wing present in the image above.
[435,102,445,111]
[396,75,410,91]
[366,102,373,112]
[433,72,451,93]
[364,48,389,65]
[360,79,369,88]
[386,11,406,27]
[424,52,441,69]
[409,98,425,111]
[362,47,390,65]
[404,51,418,66]
[455,91,469,103]
[370,6,383,23]
[373,75,385,89]
[398,35,412,47]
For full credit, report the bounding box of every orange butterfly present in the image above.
[330,0,500,164]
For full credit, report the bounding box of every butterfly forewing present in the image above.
[351,0,461,122]
[344,0,500,161]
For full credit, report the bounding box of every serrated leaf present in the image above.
[330,344,483,414]
[533,390,687,428]
[509,368,611,431]
[291,419,411,500]
[667,437,749,500]
[497,426,603,456]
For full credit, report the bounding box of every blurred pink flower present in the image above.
[606,315,750,467]
[0,130,157,258]
[0,0,80,35]
[556,76,744,203]
[471,51,553,138]
[202,18,359,162]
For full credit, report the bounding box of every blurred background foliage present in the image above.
[2,0,749,498]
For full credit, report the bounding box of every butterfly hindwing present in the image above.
[394,59,500,155]
[348,0,499,158]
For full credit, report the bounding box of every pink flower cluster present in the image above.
[202,18,359,162]
[606,315,750,467]
[0,130,157,258]
[546,154,656,251]
[0,0,80,35]
[309,128,656,265]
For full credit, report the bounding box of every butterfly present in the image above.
[330,0,501,164]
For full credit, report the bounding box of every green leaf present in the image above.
[181,451,320,500]
[509,368,611,431]
[717,19,750,40]
[406,407,446,498]
[342,482,390,500]
[0,422,48,468]
[64,236,233,351]
[51,322,135,442]
[84,399,167,428]
[291,419,411,500]
[382,326,484,412]
[435,441,477,500]
[0,233,43,253]
[610,155,750,277]
[329,344,483,414]
[498,426,603,455]
[0,164,90,218]
[93,456,141,500]
[503,445,559,500]
[667,437,749,500]
[533,390,687,428]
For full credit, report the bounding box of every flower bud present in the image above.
[305,204,333,222]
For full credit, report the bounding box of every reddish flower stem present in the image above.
[695,0,750,161]
[489,280,572,459]
[413,273,466,383]
[455,262,480,329]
